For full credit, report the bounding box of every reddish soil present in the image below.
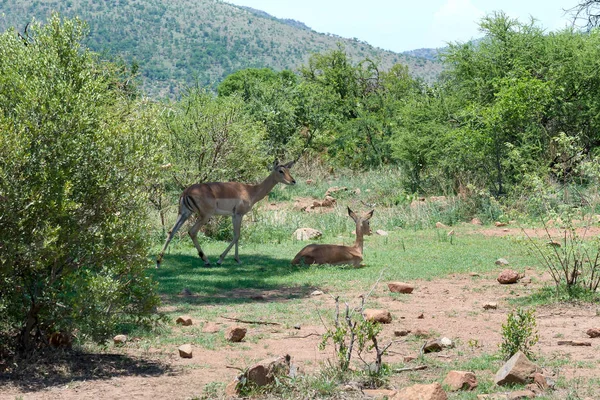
[2,228,600,399]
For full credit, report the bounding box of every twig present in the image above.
[284,333,321,339]
[394,365,428,373]
[220,316,280,326]
[226,365,246,372]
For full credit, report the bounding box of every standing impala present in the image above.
[291,207,374,267]
[156,160,296,267]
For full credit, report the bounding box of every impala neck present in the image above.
[249,173,279,205]
[353,222,365,254]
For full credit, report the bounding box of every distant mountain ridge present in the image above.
[0,0,443,97]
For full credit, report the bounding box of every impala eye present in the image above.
[279,169,284,174]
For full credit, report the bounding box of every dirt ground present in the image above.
[2,229,600,399]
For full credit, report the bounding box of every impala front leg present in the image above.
[218,214,243,265]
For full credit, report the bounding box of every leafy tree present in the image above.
[0,14,161,352]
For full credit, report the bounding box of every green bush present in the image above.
[0,14,162,352]
[499,307,539,360]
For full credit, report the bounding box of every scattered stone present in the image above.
[388,282,414,294]
[494,351,540,386]
[470,272,481,277]
[363,389,397,399]
[226,326,247,342]
[310,290,324,296]
[471,218,483,225]
[557,340,592,346]
[435,222,448,229]
[363,309,392,324]
[293,227,323,240]
[403,355,417,362]
[531,372,551,391]
[178,344,193,358]
[497,269,520,284]
[179,287,193,296]
[546,240,561,248]
[495,221,508,227]
[423,339,442,353]
[440,337,454,348]
[495,258,510,266]
[325,186,348,197]
[202,322,220,333]
[305,179,314,185]
[443,370,478,391]
[293,324,301,330]
[393,382,448,400]
[586,328,600,338]
[175,316,193,326]
[417,313,425,319]
[413,328,432,338]
[376,229,389,236]
[483,302,498,310]
[246,354,291,387]
[352,188,361,196]
[113,334,127,346]
[394,329,411,337]
[49,332,73,348]
[477,390,536,399]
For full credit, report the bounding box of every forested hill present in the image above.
[0,0,442,97]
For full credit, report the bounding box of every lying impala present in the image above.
[156,160,296,267]
[291,207,374,267]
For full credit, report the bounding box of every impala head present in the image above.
[348,206,374,235]
[272,160,296,185]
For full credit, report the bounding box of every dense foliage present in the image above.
[0,15,162,352]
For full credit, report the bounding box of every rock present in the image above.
[435,222,448,228]
[483,302,498,310]
[557,340,592,346]
[113,334,127,346]
[403,355,417,362]
[531,372,550,391]
[393,382,447,400]
[495,258,510,266]
[470,272,481,277]
[494,351,540,385]
[305,179,314,185]
[325,186,348,197]
[310,290,324,296]
[202,322,220,333]
[497,269,519,284]
[178,344,193,358]
[394,329,411,337]
[388,282,414,294]
[363,309,392,324]
[175,316,193,326]
[363,389,398,399]
[376,229,389,236]
[495,221,508,227]
[179,287,193,296]
[586,328,600,338]
[226,326,247,342]
[417,313,425,319]
[424,337,454,353]
[413,328,432,338]
[293,227,323,240]
[546,240,561,248]
[443,370,478,391]
[246,355,291,387]
[352,188,362,195]
[49,332,73,348]
[471,218,483,225]
[477,390,536,399]
[440,337,454,348]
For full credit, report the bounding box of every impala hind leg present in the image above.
[189,215,211,266]
[156,210,191,268]
[218,214,243,265]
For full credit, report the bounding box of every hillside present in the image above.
[0,0,443,97]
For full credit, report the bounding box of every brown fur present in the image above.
[157,161,296,267]
[291,207,374,267]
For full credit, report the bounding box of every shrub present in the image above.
[499,307,539,360]
[0,14,161,352]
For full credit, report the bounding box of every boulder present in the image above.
[178,344,193,358]
[292,228,322,241]
[363,309,392,324]
[586,328,600,338]
[393,382,447,400]
[494,351,540,385]
[388,282,414,294]
[175,316,193,326]
[246,355,291,387]
[497,269,519,284]
[113,334,127,346]
[226,326,247,342]
[443,370,478,391]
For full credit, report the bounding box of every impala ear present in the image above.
[272,159,279,169]
[348,206,357,220]
[366,209,374,220]
[284,160,295,169]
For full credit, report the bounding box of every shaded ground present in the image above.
[2,227,600,399]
